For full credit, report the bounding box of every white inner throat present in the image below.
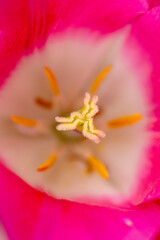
[0,29,150,206]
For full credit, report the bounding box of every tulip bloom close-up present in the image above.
[1,0,160,239]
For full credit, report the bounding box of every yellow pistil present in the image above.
[89,65,112,94]
[37,154,57,172]
[35,97,53,109]
[107,113,142,128]
[55,92,106,143]
[44,66,60,96]
[11,115,37,127]
[88,155,109,179]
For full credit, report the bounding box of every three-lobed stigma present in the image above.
[55,92,106,143]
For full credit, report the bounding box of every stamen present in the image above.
[55,92,106,143]
[44,66,60,96]
[89,65,112,94]
[88,155,108,179]
[35,97,53,109]
[11,115,37,127]
[107,114,142,128]
[37,154,57,172]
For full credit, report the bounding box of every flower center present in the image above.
[55,92,105,144]
[10,65,142,180]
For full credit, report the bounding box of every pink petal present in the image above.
[0,222,8,240]
[0,162,160,240]
[58,0,149,32]
[0,2,159,239]
[0,0,60,85]
[0,0,148,86]
[125,7,160,202]
[149,1,160,8]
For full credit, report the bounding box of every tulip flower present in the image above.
[0,0,160,239]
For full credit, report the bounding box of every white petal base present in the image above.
[0,29,151,206]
